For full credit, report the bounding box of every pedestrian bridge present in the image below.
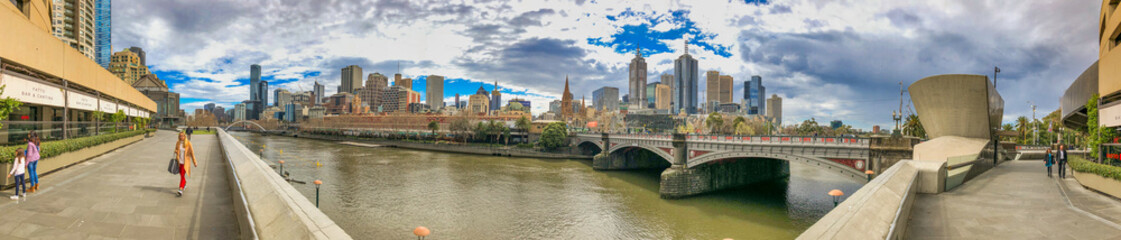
[573,133,886,198]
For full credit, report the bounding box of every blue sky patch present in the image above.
[588,10,733,58]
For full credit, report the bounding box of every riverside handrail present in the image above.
[217,129,353,239]
[216,128,259,240]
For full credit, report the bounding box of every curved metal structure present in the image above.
[225,120,268,132]
[909,74,1003,139]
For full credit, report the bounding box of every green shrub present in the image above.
[0,130,149,163]
[1070,156,1121,182]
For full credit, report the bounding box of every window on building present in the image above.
[9,0,21,10]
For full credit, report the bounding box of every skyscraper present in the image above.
[313,81,325,105]
[655,84,672,110]
[50,0,97,61]
[745,75,766,114]
[719,75,733,103]
[705,71,720,106]
[490,81,502,111]
[340,65,362,94]
[646,82,659,107]
[94,0,111,68]
[454,93,461,109]
[259,80,269,119]
[592,87,619,111]
[629,45,647,108]
[250,65,261,102]
[766,94,782,126]
[426,75,444,110]
[674,40,699,114]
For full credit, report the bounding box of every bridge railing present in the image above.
[580,133,870,147]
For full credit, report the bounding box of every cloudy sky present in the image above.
[112,0,1100,129]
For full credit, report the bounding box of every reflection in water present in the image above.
[232,132,863,239]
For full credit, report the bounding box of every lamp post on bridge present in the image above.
[828,189,844,207]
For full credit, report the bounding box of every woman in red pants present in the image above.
[174,131,198,197]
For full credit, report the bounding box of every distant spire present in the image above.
[636,42,642,58]
[684,39,689,55]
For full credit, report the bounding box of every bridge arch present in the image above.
[606,143,674,165]
[687,151,867,182]
[576,140,603,156]
[224,120,268,132]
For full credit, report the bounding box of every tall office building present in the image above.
[94,0,110,68]
[204,103,216,113]
[766,94,782,126]
[340,65,362,94]
[705,71,720,106]
[655,84,672,110]
[549,100,561,113]
[109,48,149,84]
[128,47,146,67]
[645,83,659,107]
[250,65,261,102]
[490,81,502,111]
[258,80,268,119]
[674,40,699,114]
[367,73,388,89]
[50,0,97,61]
[454,93,461,109]
[274,89,292,107]
[629,45,647,108]
[592,87,619,111]
[719,75,733,103]
[745,75,766,114]
[313,81,325,105]
[426,75,444,110]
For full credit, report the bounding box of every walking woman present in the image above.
[174,131,198,197]
[7,149,25,200]
[25,131,40,192]
[1045,148,1054,177]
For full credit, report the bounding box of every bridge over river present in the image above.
[573,133,916,198]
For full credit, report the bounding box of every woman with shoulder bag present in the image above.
[173,132,198,197]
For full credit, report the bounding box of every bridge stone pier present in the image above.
[577,133,915,198]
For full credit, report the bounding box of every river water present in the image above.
[230,132,863,239]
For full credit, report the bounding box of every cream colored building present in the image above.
[1,1,156,142]
[468,93,490,114]
[655,83,671,110]
[50,0,96,61]
[109,49,149,84]
[1098,0,1121,127]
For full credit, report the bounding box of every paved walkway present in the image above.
[907,160,1121,239]
[0,131,238,239]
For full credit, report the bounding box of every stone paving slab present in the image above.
[907,160,1121,239]
[0,130,238,239]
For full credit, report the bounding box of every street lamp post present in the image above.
[313,180,322,207]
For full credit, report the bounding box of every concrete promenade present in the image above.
[907,160,1121,239]
[0,131,238,239]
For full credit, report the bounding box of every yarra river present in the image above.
[230,132,862,239]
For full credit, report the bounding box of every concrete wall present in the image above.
[1073,171,1121,199]
[869,136,919,175]
[216,129,352,240]
[797,161,920,239]
[1,134,144,187]
[908,74,1001,139]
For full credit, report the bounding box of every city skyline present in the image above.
[112,0,1100,129]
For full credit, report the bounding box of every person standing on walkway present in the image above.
[186,127,194,141]
[25,131,40,193]
[174,132,198,197]
[1058,144,1069,179]
[7,150,26,200]
[1045,148,1054,177]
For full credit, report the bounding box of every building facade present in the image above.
[674,40,699,114]
[629,46,647,108]
[1098,0,1121,127]
[719,75,733,103]
[655,83,671,110]
[313,81,325,105]
[490,81,502,111]
[367,73,388,90]
[767,94,782,126]
[50,0,96,61]
[745,75,766,115]
[108,49,149,84]
[592,87,619,111]
[426,75,444,110]
[340,65,362,94]
[468,86,491,114]
[94,0,110,68]
[132,74,181,127]
[561,76,574,119]
[128,46,146,66]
